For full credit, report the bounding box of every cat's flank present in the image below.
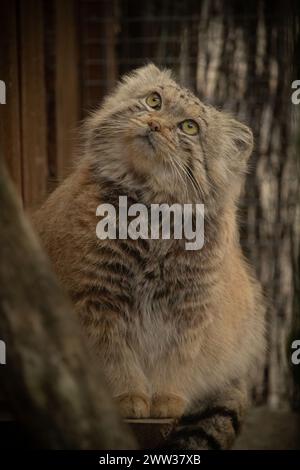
[33,64,265,449]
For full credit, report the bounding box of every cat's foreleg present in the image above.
[79,306,150,418]
[150,358,190,418]
[106,346,150,419]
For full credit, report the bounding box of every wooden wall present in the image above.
[0,0,80,209]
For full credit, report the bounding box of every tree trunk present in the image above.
[195,0,300,407]
[0,159,136,449]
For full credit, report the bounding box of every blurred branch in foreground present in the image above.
[0,158,136,449]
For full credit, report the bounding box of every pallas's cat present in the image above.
[34,64,265,449]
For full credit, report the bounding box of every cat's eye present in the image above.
[180,119,199,136]
[146,92,162,110]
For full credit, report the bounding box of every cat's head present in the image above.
[85,64,253,204]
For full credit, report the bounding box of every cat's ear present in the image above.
[219,114,253,176]
[133,63,163,79]
[137,63,162,76]
[122,63,168,85]
[226,117,253,161]
[209,111,253,178]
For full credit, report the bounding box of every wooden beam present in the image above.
[55,0,80,181]
[126,419,176,449]
[19,0,47,209]
[0,0,22,199]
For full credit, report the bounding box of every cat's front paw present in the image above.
[151,393,187,418]
[115,393,151,418]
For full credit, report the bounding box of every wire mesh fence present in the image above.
[1,0,299,409]
[75,0,300,407]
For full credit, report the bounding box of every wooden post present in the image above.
[55,0,80,181]
[0,0,22,199]
[0,0,47,209]
[19,0,47,209]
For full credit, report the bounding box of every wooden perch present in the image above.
[126,419,176,449]
[0,159,136,449]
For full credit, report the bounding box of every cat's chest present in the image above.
[127,244,209,358]
[129,241,201,316]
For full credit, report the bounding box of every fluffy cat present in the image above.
[33,64,265,449]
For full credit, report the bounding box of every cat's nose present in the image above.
[148,119,161,132]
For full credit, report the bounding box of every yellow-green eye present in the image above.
[146,92,162,110]
[180,119,199,136]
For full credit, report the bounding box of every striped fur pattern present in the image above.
[33,65,265,446]
[165,380,248,449]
